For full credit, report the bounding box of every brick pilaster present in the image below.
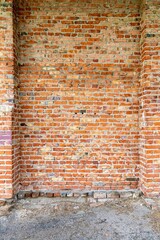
[0,0,19,198]
[139,0,160,197]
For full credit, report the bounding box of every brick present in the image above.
[46,192,54,198]
[53,192,61,198]
[94,191,107,199]
[120,191,133,198]
[25,191,32,198]
[32,192,39,198]
[107,191,120,199]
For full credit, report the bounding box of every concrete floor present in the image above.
[0,198,160,240]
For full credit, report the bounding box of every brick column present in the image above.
[139,0,160,197]
[0,0,19,199]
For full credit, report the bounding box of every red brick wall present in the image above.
[18,0,141,192]
[0,0,159,199]
[139,0,160,197]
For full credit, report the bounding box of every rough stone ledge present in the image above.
[15,189,143,201]
[15,189,142,200]
[3,189,160,210]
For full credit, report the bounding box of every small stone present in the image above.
[0,200,6,206]
[0,205,13,217]
[97,199,108,203]
[53,204,58,210]
[17,191,25,199]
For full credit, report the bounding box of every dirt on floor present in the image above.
[0,197,160,240]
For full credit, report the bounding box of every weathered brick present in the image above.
[94,191,107,199]
[46,192,54,198]
[120,191,133,198]
[32,192,40,198]
[25,191,32,198]
[53,192,61,198]
[107,191,120,199]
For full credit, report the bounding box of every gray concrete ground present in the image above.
[0,198,160,240]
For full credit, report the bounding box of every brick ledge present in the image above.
[0,189,143,206]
